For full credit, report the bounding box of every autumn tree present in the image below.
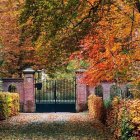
[19,0,103,75]
[0,0,36,77]
[19,0,140,85]
[72,0,140,86]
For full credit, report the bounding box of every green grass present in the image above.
[0,121,113,140]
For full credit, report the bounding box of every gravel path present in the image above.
[0,113,113,140]
[0,112,90,125]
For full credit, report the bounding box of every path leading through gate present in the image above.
[0,113,113,140]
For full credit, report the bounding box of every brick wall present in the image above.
[75,69,129,112]
[2,78,24,111]
[2,68,35,113]
[1,68,129,113]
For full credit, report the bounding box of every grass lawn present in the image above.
[0,120,113,140]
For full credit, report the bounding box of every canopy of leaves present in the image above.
[0,0,37,77]
[72,0,140,85]
[1,0,140,85]
[19,0,103,74]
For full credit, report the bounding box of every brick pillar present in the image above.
[23,68,35,112]
[76,69,88,112]
[102,82,113,100]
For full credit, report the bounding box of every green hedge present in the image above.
[0,92,19,120]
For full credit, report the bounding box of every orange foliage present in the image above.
[0,0,37,77]
[72,1,140,86]
[106,97,140,139]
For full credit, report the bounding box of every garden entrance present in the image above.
[35,78,76,112]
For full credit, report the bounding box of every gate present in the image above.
[35,78,76,112]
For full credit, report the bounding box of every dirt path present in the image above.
[0,113,113,140]
[0,112,90,124]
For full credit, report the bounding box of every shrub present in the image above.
[88,94,103,121]
[103,98,112,109]
[110,85,122,100]
[128,84,140,99]
[0,92,19,120]
[8,84,17,93]
[106,98,140,139]
[120,108,133,140]
[95,85,103,98]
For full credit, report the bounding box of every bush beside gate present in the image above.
[106,97,140,140]
[0,92,19,120]
[88,94,104,121]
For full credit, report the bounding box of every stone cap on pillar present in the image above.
[75,69,86,73]
[23,68,35,74]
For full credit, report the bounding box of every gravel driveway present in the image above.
[0,113,113,140]
[0,112,90,125]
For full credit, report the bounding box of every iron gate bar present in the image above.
[35,78,76,112]
[75,78,76,101]
[54,80,56,112]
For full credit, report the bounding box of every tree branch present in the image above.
[73,0,102,28]
[85,0,94,7]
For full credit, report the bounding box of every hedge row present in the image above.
[106,97,140,140]
[88,94,140,139]
[0,92,19,120]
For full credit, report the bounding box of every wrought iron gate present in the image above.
[35,79,76,112]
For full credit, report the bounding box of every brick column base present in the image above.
[23,68,35,113]
[76,69,88,112]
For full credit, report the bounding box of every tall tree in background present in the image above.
[20,0,140,84]
[0,0,36,77]
[19,0,102,74]
[1,0,139,86]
